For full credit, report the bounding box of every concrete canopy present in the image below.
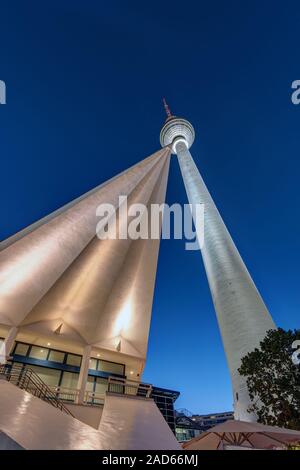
[0,147,171,360]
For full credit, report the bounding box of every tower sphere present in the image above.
[160,116,195,154]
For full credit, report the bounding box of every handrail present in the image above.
[50,377,154,405]
[107,376,153,398]
[0,363,73,416]
[50,386,105,405]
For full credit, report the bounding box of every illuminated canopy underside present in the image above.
[0,147,171,359]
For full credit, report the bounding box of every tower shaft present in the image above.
[175,140,276,421]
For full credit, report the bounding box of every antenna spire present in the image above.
[163,97,172,119]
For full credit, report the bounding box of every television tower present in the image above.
[160,100,276,421]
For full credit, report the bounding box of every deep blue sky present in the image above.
[1,1,299,414]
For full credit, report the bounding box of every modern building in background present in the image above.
[160,101,276,421]
[192,411,234,430]
[175,409,234,442]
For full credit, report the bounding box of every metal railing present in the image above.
[0,369,154,410]
[0,363,73,416]
[50,386,105,406]
[51,386,80,403]
[107,376,152,398]
[50,378,152,406]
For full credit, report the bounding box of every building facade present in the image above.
[0,335,179,434]
[175,409,234,442]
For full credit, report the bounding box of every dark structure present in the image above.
[151,387,180,434]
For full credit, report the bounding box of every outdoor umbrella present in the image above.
[182,420,300,450]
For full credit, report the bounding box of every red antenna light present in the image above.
[163,97,172,118]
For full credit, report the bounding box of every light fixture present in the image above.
[54,323,63,335]
[97,354,100,357]
[130,370,134,375]
[47,343,51,346]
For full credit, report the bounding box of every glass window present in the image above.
[86,375,95,392]
[48,350,65,363]
[89,358,97,370]
[29,346,49,360]
[95,377,108,395]
[66,354,81,367]
[98,360,124,375]
[14,343,29,356]
[60,371,79,389]
[29,365,61,387]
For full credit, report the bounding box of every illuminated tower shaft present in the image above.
[160,106,276,421]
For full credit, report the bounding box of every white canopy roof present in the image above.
[0,147,171,359]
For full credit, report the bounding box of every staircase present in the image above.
[0,363,73,416]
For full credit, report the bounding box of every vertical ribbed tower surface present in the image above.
[0,147,171,366]
[160,101,276,421]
